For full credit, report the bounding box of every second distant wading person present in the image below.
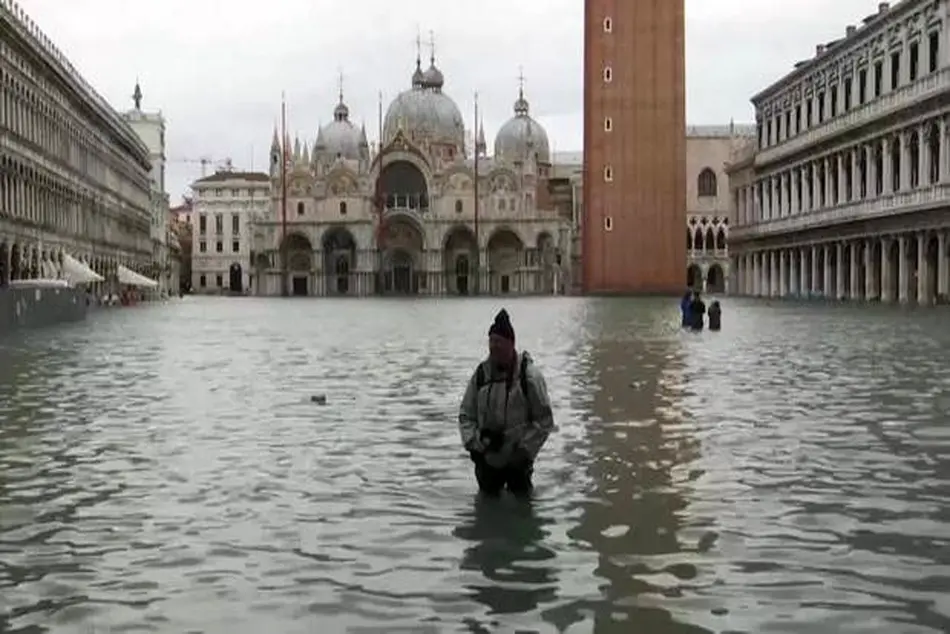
[458,309,555,497]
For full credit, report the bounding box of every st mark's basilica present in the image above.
[248,47,570,296]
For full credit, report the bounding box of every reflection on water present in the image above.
[1,297,949,633]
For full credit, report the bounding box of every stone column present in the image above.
[865,238,877,300]
[835,242,846,300]
[917,232,930,305]
[812,162,821,209]
[866,145,875,197]
[837,153,846,204]
[940,118,949,183]
[881,237,893,302]
[790,249,800,296]
[849,242,861,300]
[900,131,911,191]
[811,245,821,295]
[851,149,861,200]
[752,253,760,296]
[898,235,909,304]
[882,137,892,194]
[771,251,780,297]
[791,171,800,214]
[920,125,931,186]
[938,232,948,299]
[779,249,787,297]
[823,244,833,297]
[802,166,812,211]
[800,247,809,298]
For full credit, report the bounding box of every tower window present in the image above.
[604,165,613,182]
[603,17,612,32]
[603,66,613,82]
[296,202,304,216]
[604,116,613,131]
[339,201,347,215]
[604,216,613,231]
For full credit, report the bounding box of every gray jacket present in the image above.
[458,352,555,463]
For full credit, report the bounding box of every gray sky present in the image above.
[17,0,886,203]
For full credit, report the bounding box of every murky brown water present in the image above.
[1,296,949,633]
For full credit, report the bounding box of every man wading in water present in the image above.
[458,309,555,498]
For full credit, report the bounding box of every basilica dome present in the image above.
[383,57,465,151]
[494,88,550,165]
[315,98,366,160]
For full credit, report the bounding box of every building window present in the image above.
[604,165,613,182]
[604,116,612,131]
[297,201,304,216]
[215,213,223,233]
[603,66,612,82]
[339,201,347,215]
[890,51,900,90]
[232,240,240,253]
[232,215,240,233]
[216,241,223,253]
[929,31,940,73]
[199,241,207,253]
[698,168,718,197]
[199,274,206,287]
[216,274,223,287]
[455,199,463,213]
[198,214,207,234]
[909,40,919,81]
[604,216,613,231]
[603,17,612,32]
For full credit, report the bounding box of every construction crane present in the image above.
[168,156,233,177]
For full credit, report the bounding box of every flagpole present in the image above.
[280,91,289,297]
[473,91,480,296]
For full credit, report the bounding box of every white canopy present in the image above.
[62,253,104,285]
[117,264,158,288]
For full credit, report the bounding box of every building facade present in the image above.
[729,0,950,304]
[190,171,270,293]
[122,82,177,295]
[0,0,153,289]
[582,0,687,294]
[686,124,755,293]
[249,49,568,296]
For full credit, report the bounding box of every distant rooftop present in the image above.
[193,170,269,185]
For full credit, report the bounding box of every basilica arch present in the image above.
[487,227,525,294]
[380,214,425,295]
[377,159,429,212]
[536,231,557,294]
[322,226,357,295]
[443,224,478,295]
[281,232,313,296]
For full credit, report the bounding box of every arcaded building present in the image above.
[729,0,950,304]
[583,0,687,294]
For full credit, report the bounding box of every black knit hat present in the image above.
[488,308,515,342]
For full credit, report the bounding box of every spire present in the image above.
[302,142,310,164]
[428,29,436,67]
[421,30,444,90]
[514,66,529,116]
[476,119,486,154]
[334,68,349,121]
[412,29,424,88]
[132,79,142,110]
[271,124,280,150]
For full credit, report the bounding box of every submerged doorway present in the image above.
[229,262,243,293]
[391,250,415,294]
[455,254,470,295]
[292,276,308,296]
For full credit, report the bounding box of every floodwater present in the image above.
[1,296,949,633]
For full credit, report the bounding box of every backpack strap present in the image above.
[520,354,534,424]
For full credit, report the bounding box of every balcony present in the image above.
[730,182,950,239]
[755,67,950,166]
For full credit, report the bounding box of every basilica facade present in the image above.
[248,52,570,296]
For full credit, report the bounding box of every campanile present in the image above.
[582,0,686,294]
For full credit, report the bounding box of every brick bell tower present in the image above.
[582,0,687,294]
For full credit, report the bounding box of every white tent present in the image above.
[62,253,104,285]
[117,264,158,288]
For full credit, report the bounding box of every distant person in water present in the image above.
[708,300,722,331]
[688,292,706,330]
[680,289,693,327]
[458,309,555,498]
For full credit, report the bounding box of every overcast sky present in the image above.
[17,0,887,202]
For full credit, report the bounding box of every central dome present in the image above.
[383,55,465,152]
[315,95,367,161]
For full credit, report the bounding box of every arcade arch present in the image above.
[281,232,313,296]
[381,216,425,294]
[322,227,357,295]
[378,160,429,212]
[443,225,478,295]
[487,228,524,294]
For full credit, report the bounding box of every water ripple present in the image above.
[1,297,949,632]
